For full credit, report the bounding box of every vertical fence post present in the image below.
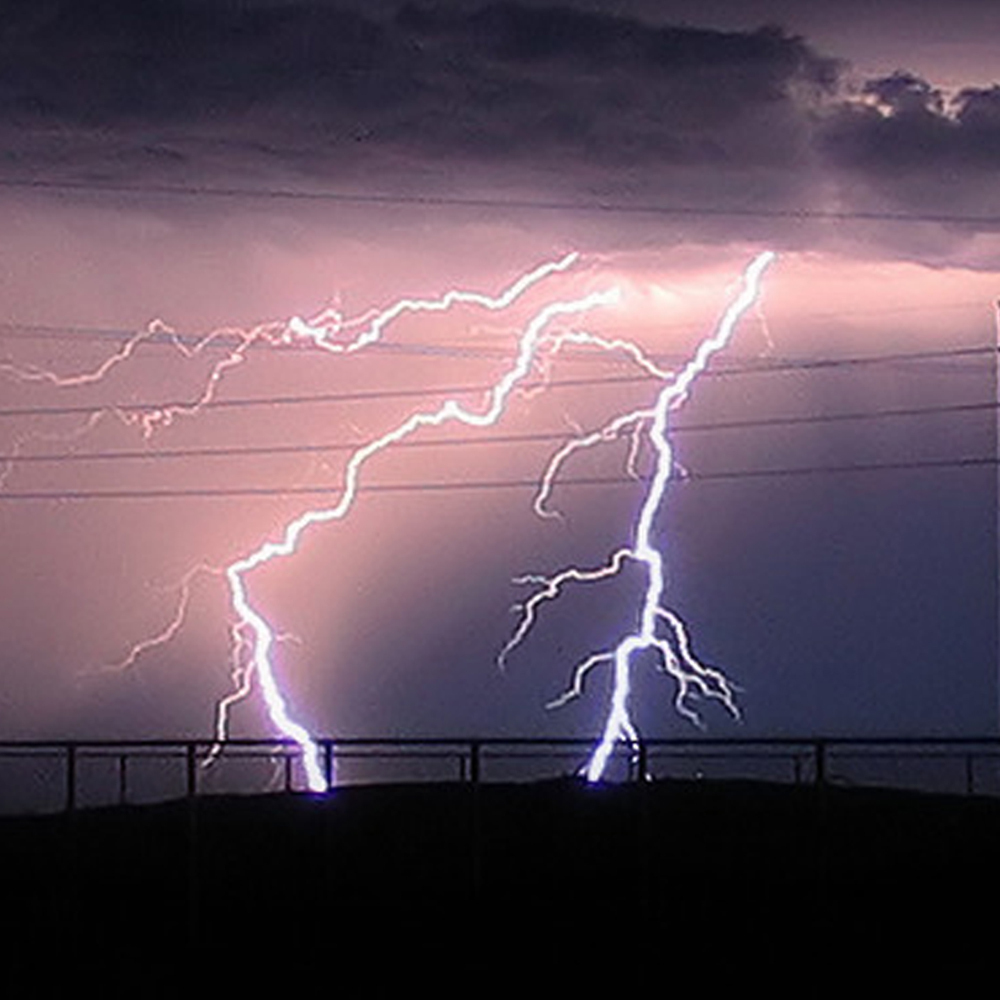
[468,741,482,908]
[284,753,294,793]
[186,742,197,799]
[814,741,827,789]
[118,754,128,806]
[322,740,334,792]
[636,741,649,783]
[186,743,200,949]
[469,741,481,784]
[65,743,77,813]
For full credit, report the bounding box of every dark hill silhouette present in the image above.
[2,777,996,988]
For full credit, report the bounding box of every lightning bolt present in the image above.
[8,247,773,794]
[85,253,614,790]
[0,252,580,443]
[0,411,105,489]
[97,564,221,673]
[528,327,675,518]
[3,253,578,634]
[1,319,266,439]
[501,251,776,781]
[223,281,620,792]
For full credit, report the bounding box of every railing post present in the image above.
[469,741,481,784]
[284,753,294,793]
[966,753,975,795]
[118,754,128,806]
[814,741,827,789]
[185,743,200,949]
[636,741,648,782]
[65,743,77,813]
[323,740,334,792]
[468,741,482,906]
[186,742,197,798]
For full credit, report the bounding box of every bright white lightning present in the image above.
[0,252,580,444]
[65,254,582,736]
[222,279,620,792]
[533,407,656,518]
[287,252,582,355]
[541,328,676,382]
[529,328,675,518]
[502,251,776,781]
[16,247,772,793]
[69,251,614,791]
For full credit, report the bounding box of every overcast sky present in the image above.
[1,0,998,259]
[0,1,998,800]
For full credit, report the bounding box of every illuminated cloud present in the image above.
[0,1,996,755]
[0,2,996,260]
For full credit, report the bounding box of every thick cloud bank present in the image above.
[1,1,998,258]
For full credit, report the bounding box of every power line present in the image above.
[0,327,992,370]
[723,344,994,373]
[0,457,992,501]
[1,322,991,375]
[0,375,640,420]
[1,400,994,466]
[0,296,988,352]
[0,321,707,366]
[0,345,994,421]
[2,178,999,227]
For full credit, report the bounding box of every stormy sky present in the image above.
[1,0,998,257]
[0,0,998,793]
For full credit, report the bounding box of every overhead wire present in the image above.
[2,177,1000,227]
[1,313,994,497]
[0,399,995,466]
[0,456,994,501]
[0,344,995,421]
[0,293,990,354]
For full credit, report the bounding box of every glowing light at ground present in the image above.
[1,248,775,790]
[501,252,775,780]
[225,284,620,791]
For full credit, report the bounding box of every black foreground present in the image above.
[2,778,995,989]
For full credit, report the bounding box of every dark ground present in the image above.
[1,778,995,991]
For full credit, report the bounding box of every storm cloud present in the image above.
[1,1,998,256]
[820,73,1000,216]
[1,1,998,762]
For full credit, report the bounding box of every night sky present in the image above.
[0,0,998,766]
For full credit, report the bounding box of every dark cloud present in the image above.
[0,1,998,257]
[0,2,834,160]
[821,72,1000,173]
[816,73,1000,237]
[0,1,395,124]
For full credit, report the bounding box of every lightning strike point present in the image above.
[501,251,776,782]
[24,247,773,795]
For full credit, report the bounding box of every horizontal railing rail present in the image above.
[2,736,1000,813]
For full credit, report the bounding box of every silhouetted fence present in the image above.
[2,736,1000,813]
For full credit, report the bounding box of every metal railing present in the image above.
[2,736,1000,813]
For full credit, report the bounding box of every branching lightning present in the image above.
[501,251,775,781]
[3,247,775,793]
[0,253,579,445]
[98,564,222,673]
[0,411,105,489]
[222,281,620,791]
[74,252,617,791]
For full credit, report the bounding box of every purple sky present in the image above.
[0,1,997,767]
